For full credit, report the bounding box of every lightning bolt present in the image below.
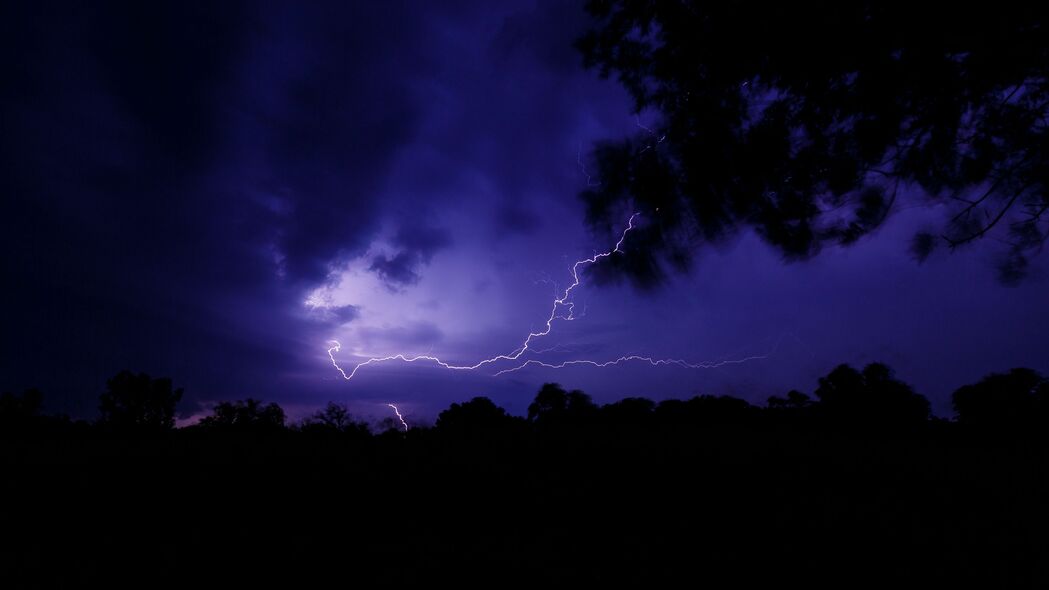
[577,141,600,187]
[327,211,775,381]
[327,213,641,380]
[635,114,667,153]
[323,115,776,429]
[387,403,409,431]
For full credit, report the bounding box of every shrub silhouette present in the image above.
[0,388,43,419]
[767,390,813,410]
[198,398,286,432]
[98,371,182,431]
[0,388,45,434]
[300,401,370,436]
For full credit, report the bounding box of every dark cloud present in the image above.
[370,251,426,288]
[1,0,1045,424]
[370,224,452,289]
[0,1,434,410]
[307,304,360,325]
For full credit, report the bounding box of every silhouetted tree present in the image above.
[814,363,930,429]
[377,416,402,434]
[435,396,522,437]
[601,396,655,425]
[766,390,815,430]
[198,398,286,432]
[577,2,1049,284]
[300,401,370,436]
[0,388,42,419]
[652,398,689,426]
[0,388,44,432]
[651,394,758,428]
[687,394,758,425]
[527,383,599,425]
[300,398,373,436]
[952,368,1049,429]
[767,390,813,410]
[98,371,182,431]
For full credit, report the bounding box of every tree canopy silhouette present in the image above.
[0,388,46,434]
[953,367,1049,429]
[6,361,1049,587]
[0,388,42,420]
[198,398,286,432]
[436,396,522,436]
[767,390,813,411]
[98,371,182,431]
[527,383,600,425]
[814,363,931,428]
[600,396,655,426]
[17,361,1049,439]
[300,401,370,436]
[577,2,1049,284]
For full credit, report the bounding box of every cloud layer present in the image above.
[2,0,1047,422]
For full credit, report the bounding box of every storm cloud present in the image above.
[2,0,1047,422]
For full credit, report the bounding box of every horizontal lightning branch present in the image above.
[493,354,768,376]
[328,121,771,429]
[327,213,640,380]
[494,345,781,377]
[326,211,773,391]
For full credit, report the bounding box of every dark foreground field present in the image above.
[3,419,1049,587]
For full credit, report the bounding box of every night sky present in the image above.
[3,0,1047,425]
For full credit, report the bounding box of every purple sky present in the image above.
[3,1,1047,424]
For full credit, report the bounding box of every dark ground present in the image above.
[3,421,1048,587]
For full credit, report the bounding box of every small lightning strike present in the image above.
[532,273,560,298]
[387,403,409,431]
[635,114,667,153]
[577,141,600,187]
[635,114,656,135]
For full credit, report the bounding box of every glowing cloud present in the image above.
[326,212,770,383]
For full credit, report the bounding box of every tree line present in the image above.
[4,361,1049,586]
[3,362,1047,438]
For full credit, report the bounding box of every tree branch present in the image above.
[945,182,1034,248]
